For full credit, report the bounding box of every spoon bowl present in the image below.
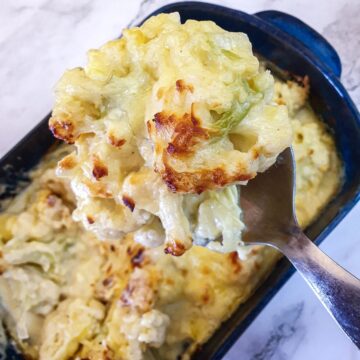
[240,147,360,348]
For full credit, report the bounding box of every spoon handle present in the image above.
[280,229,360,348]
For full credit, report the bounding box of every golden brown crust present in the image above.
[275,97,286,106]
[228,252,243,274]
[108,134,126,148]
[152,110,209,157]
[86,215,95,224]
[49,118,76,144]
[58,153,77,170]
[92,156,109,180]
[120,273,155,312]
[162,160,254,194]
[251,148,260,160]
[102,276,113,288]
[148,107,255,193]
[169,116,208,157]
[130,248,145,268]
[175,79,194,93]
[82,179,112,198]
[201,287,211,305]
[122,195,135,212]
[164,241,186,256]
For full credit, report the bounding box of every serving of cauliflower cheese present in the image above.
[0,12,340,360]
[49,12,292,256]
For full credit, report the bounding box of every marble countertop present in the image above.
[1,0,359,359]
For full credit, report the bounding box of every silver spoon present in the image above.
[240,147,360,348]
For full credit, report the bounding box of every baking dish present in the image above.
[0,2,359,359]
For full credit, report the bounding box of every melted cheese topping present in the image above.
[274,79,342,226]
[0,77,340,360]
[49,13,292,255]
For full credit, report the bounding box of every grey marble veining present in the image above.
[246,303,305,360]
[0,1,359,359]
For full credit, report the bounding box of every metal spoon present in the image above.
[240,147,360,348]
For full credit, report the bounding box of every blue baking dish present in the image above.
[0,2,359,359]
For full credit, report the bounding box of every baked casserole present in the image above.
[0,13,341,360]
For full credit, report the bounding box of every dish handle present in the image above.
[255,10,342,78]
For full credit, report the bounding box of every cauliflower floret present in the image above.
[0,267,60,340]
[273,79,341,227]
[39,298,105,360]
[122,309,170,348]
[291,107,341,227]
[139,310,170,347]
[274,78,309,116]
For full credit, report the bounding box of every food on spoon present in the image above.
[49,13,292,255]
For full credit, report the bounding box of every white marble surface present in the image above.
[1,0,359,359]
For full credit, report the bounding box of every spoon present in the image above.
[240,147,360,348]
